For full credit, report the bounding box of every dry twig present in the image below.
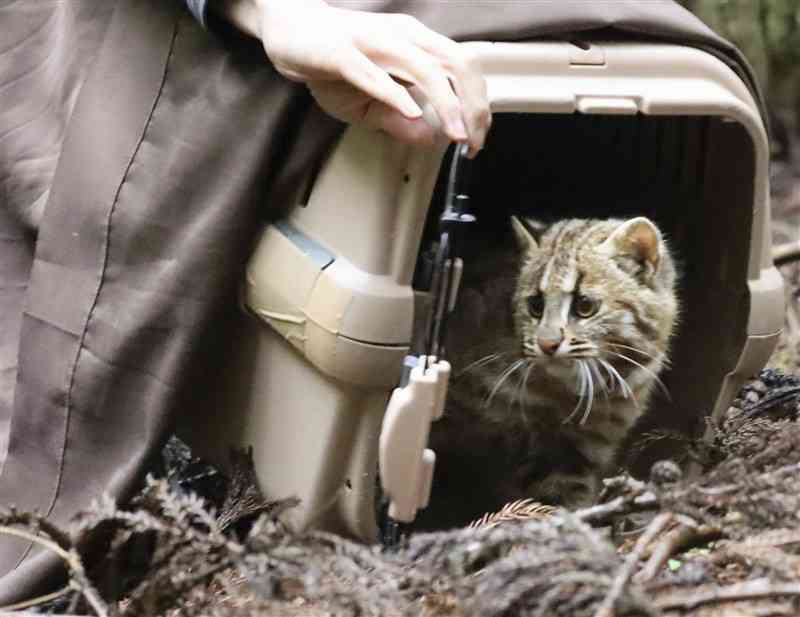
[0,586,71,612]
[594,512,673,617]
[654,577,800,611]
[773,240,800,266]
[635,522,722,583]
[0,513,108,617]
[575,492,658,526]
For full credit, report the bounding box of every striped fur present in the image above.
[430,216,679,510]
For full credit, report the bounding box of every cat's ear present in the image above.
[511,216,542,251]
[599,217,662,275]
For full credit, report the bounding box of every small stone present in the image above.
[744,391,760,404]
[650,460,683,485]
[749,380,768,395]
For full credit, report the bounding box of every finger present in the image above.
[449,65,491,158]
[409,35,492,156]
[310,80,444,148]
[336,49,423,120]
[375,42,468,144]
[363,101,446,148]
[388,16,491,154]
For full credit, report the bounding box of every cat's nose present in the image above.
[538,336,562,355]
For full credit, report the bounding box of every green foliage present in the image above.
[679,0,800,112]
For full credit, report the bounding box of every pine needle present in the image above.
[469,499,557,529]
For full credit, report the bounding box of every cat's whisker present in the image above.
[606,342,670,368]
[588,359,610,401]
[515,359,534,426]
[604,350,672,401]
[598,358,635,403]
[522,360,534,401]
[571,361,594,424]
[457,352,506,378]
[563,361,586,424]
[512,359,526,405]
[599,358,621,395]
[579,361,595,425]
[485,358,527,408]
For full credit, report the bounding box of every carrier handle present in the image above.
[424,143,476,364]
[381,144,478,548]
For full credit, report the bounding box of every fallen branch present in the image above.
[0,585,71,612]
[575,491,658,526]
[636,523,722,583]
[733,528,800,548]
[0,518,108,617]
[594,512,673,617]
[669,461,800,506]
[741,385,800,420]
[655,578,800,611]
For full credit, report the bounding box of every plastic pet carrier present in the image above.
[182,39,783,541]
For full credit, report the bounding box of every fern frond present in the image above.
[469,499,556,529]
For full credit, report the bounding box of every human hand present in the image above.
[216,0,491,156]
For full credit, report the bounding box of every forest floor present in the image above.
[14,123,800,617]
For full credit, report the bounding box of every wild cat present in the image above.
[422,216,678,526]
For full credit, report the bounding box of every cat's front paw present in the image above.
[530,471,601,509]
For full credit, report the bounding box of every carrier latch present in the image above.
[569,41,605,66]
[379,356,450,544]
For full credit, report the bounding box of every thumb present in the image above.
[307,81,447,148]
[306,80,371,124]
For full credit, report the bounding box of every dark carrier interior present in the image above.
[415,112,756,494]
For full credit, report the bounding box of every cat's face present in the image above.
[511,217,678,389]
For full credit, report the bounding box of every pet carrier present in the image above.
[182,38,782,541]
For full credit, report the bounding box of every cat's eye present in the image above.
[573,295,600,318]
[527,293,545,318]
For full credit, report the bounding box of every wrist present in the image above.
[212,0,330,42]
[212,0,264,40]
